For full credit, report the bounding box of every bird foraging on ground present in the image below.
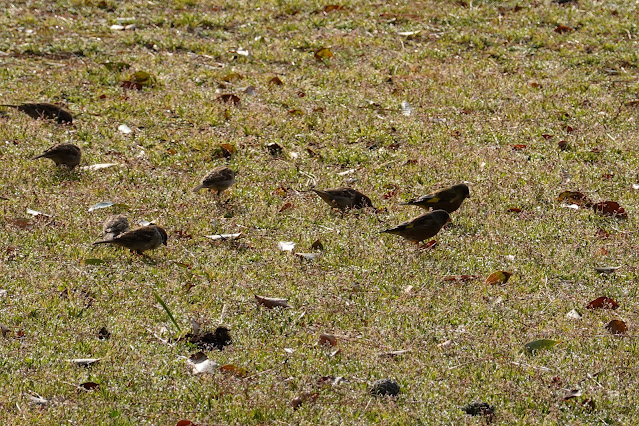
[402,183,469,213]
[0,102,73,124]
[192,166,236,195]
[32,143,82,169]
[313,187,374,211]
[101,215,130,241]
[381,209,451,243]
[93,225,167,255]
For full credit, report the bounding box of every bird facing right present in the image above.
[32,143,82,169]
[193,166,236,195]
[403,183,469,213]
[93,224,168,255]
[381,209,451,243]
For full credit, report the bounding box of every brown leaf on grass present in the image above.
[268,76,283,85]
[290,392,319,409]
[212,143,236,159]
[78,382,100,392]
[541,134,554,140]
[279,202,293,212]
[558,140,569,150]
[507,207,522,213]
[288,109,304,116]
[601,173,614,180]
[557,191,592,206]
[586,296,619,310]
[255,295,291,309]
[324,5,344,12]
[554,25,574,34]
[512,144,527,151]
[176,421,198,426]
[595,228,610,239]
[314,47,334,60]
[592,201,627,219]
[220,364,248,377]
[319,333,337,347]
[485,271,512,285]
[626,100,639,107]
[442,275,481,283]
[605,319,627,335]
[217,94,241,105]
[8,218,32,229]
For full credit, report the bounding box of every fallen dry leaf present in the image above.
[605,319,627,335]
[557,191,592,206]
[592,201,627,219]
[587,296,619,310]
[485,271,512,285]
[319,333,337,347]
[255,295,291,309]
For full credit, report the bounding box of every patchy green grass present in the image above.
[1,0,639,423]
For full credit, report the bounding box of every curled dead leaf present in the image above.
[217,94,241,105]
[78,381,100,392]
[255,295,291,309]
[554,25,574,34]
[592,201,627,219]
[314,47,334,61]
[587,296,619,310]
[605,319,627,335]
[557,191,592,207]
[220,364,248,377]
[485,271,512,285]
[319,333,337,347]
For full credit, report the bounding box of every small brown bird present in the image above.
[402,183,469,213]
[101,215,130,241]
[93,225,168,255]
[381,209,451,243]
[0,102,73,124]
[192,166,236,194]
[32,143,82,169]
[313,187,374,211]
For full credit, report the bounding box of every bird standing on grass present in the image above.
[403,183,469,213]
[1,102,73,124]
[101,215,130,241]
[93,225,168,255]
[32,143,82,169]
[381,209,451,243]
[193,166,236,195]
[313,187,374,211]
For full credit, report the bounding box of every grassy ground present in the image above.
[1,0,638,423]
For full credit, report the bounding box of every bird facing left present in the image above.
[32,143,82,169]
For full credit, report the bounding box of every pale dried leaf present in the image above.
[118,124,133,134]
[206,233,242,241]
[80,163,119,171]
[278,241,295,252]
[255,295,291,309]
